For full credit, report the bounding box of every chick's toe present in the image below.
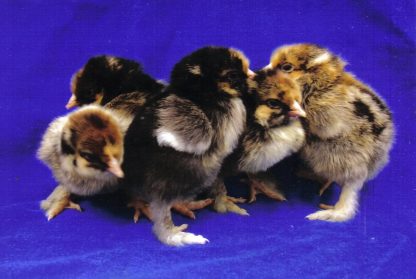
[306,209,352,222]
[127,198,152,223]
[172,199,213,220]
[40,185,82,221]
[214,194,248,216]
[248,176,286,203]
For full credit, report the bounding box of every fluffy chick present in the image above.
[266,43,394,222]
[67,55,165,108]
[212,71,306,215]
[38,105,127,220]
[86,86,213,221]
[122,46,250,246]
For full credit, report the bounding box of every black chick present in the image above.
[123,46,251,246]
[67,55,165,108]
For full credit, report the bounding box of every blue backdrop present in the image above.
[1,1,415,278]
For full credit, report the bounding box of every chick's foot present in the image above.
[172,199,213,219]
[128,198,152,223]
[40,185,82,221]
[307,179,362,222]
[213,194,248,216]
[306,208,355,222]
[152,203,209,246]
[248,176,286,203]
[157,224,208,246]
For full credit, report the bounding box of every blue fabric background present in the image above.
[1,1,415,278]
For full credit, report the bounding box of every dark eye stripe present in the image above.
[263,99,285,109]
[88,162,107,171]
[80,152,102,164]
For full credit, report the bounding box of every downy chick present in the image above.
[67,55,165,108]
[38,105,127,220]
[73,64,211,221]
[122,46,251,246]
[212,71,306,215]
[265,43,394,222]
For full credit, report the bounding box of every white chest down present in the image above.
[239,121,305,173]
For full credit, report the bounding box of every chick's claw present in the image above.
[248,178,286,203]
[172,199,213,219]
[319,181,333,196]
[214,194,248,216]
[40,185,82,221]
[42,199,82,221]
[128,199,152,223]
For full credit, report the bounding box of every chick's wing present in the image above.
[154,95,213,155]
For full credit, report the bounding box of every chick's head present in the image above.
[266,44,345,95]
[170,47,253,100]
[67,56,122,109]
[62,106,124,179]
[252,70,305,128]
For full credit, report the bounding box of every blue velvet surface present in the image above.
[1,1,415,278]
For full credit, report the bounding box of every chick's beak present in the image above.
[288,100,307,118]
[247,69,256,78]
[65,95,78,109]
[107,157,124,178]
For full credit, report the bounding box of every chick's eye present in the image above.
[266,99,282,109]
[225,71,240,80]
[280,63,294,73]
[79,151,95,162]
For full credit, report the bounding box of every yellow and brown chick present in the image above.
[38,105,126,220]
[67,55,165,108]
[212,71,306,215]
[122,46,251,246]
[265,43,394,222]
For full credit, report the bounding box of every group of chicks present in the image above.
[38,44,394,246]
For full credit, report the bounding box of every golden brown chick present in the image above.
[67,55,165,109]
[265,43,394,222]
[38,105,127,220]
[212,71,306,215]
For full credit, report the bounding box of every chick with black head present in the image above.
[265,44,394,222]
[67,55,165,108]
[123,46,251,246]
[211,70,306,215]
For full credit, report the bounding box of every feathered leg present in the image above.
[151,201,208,246]
[306,176,365,222]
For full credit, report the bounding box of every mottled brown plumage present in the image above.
[266,44,394,221]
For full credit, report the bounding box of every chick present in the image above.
[265,44,394,222]
[212,71,306,215]
[67,55,165,108]
[122,46,250,246]
[81,81,213,222]
[38,105,127,220]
